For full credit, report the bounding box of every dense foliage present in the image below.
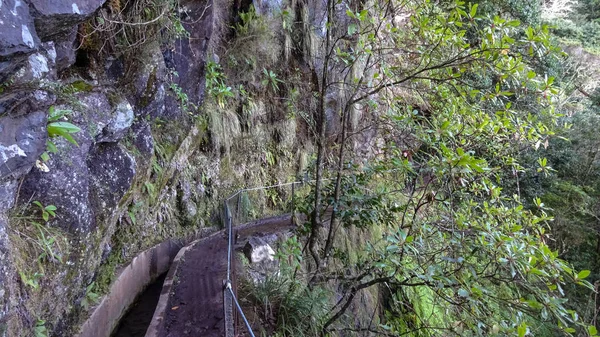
[249,0,600,336]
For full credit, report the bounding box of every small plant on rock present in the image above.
[37,106,81,172]
[262,68,283,92]
[33,319,48,337]
[206,61,234,108]
[81,282,101,310]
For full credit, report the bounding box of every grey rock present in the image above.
[18,134,95,233]
[244,236,276,264]
[29,0,106,40]
[16,91,136,234]
[87,143,136,219]
[95,100,134,143]
[131,121,154,158]
[0,0,41,80]
[17,95,97,233]
[13,53,49,81]
[127,42,167,118]
[0,180,17,212]
[10,43,57,84]
[54,26,77,72]
[243,236,279,284]
[0,111,47,180]
[0,0,40,59]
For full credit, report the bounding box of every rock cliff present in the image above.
[0,0,353,334]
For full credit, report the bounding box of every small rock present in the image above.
[95,100,135,143]
[244,236,276,265]
[243,235,281,284]
[0,110,47,180]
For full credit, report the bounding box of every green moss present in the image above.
[139,68,158,108]
[69,81,94,93]
[94,252,121,294]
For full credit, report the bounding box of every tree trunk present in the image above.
[323,103,350,261]
[308,0,334,273]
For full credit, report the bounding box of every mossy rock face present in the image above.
[0,0,322,333]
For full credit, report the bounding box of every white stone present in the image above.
[46,43,57,63]
[113,101,135,132]
[11,0,22,15]
[28,53,49,79]
[0,144,27,162]
[21,24,34,48]
[249,243,275,264]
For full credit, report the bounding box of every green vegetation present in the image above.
[238,0,600,336]
[39,106,81,168]
[543,0,600,53]
[206,61,234,108]
[8,0,600,335]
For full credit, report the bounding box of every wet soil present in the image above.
[158,214,294,337]
[111,273,168,337]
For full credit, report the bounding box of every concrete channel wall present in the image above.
[76,239,186,337]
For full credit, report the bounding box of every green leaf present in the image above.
[47,122,81,146]
[386,245,399,252]
[348,24,357,35]
[470,3,478,17]
[577,270,591,280]
[518,322,527,337]
[46,140,57,153]
[48,122,80,134]
[589,326,598,336]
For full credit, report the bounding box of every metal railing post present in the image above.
[225,200,232,282]
[291,182,296,226]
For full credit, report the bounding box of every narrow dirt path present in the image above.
[156,214,294,337]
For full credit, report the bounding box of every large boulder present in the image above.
[17,92,137,233]
[29,0,106,40]
[87,142,136,222]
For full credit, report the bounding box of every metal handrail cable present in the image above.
[226,281,256,337]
